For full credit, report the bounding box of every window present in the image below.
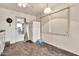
[15,16,25,34]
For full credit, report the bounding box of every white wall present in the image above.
[0,32,5,55]
[33,21,40,42]
[42,4,79,55]
[0,8,36,43]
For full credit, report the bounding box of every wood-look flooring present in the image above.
[1,41,78,56]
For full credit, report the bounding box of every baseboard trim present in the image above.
[44,42,78,56]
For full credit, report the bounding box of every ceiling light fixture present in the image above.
[44,4,52,14]
[17,3,22,7]
[17,3,26,7]
[22,4,26,7]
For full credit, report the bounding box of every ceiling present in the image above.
[0,3,73,16]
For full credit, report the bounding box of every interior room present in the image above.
[0,3,79,56]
